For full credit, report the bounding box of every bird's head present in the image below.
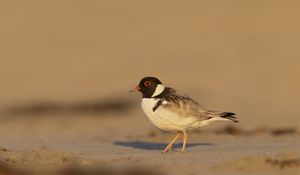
[130,76,165,98]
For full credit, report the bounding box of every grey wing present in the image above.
[161,88,210,120]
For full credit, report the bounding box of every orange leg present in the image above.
[182,129,188,153]
[162,131,181,154]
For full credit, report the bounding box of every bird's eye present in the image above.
[144,81,151,86]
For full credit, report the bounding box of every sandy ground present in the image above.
[0,108,299,175]
[0,0,300,175]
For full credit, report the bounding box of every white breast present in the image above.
[141,98,200,132]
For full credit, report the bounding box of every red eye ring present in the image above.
[144,81,151,86]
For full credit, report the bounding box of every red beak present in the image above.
[129,85,140,93]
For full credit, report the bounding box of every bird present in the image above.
[130,76,238,154]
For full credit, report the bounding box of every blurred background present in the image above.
[1,0,299,126]
[0,0,300,174]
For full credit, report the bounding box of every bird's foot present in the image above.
[161,148,171,154]
[161,145,173,154]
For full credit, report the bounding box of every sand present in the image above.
[0,108,299,175]
[0,0,300,175]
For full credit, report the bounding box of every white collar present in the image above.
[151,84,165,97]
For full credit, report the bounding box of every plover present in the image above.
[130,76,238,154]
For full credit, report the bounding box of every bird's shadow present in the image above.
[113,141,215,150]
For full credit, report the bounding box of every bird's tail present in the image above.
[219,112,238,123]
[208,111,238,123]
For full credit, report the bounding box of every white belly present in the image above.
[141,98,200,132]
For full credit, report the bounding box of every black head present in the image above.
[135,77,163,98]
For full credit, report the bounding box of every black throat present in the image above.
[142,87,155,98]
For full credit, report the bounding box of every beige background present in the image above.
[1,0,299,128]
